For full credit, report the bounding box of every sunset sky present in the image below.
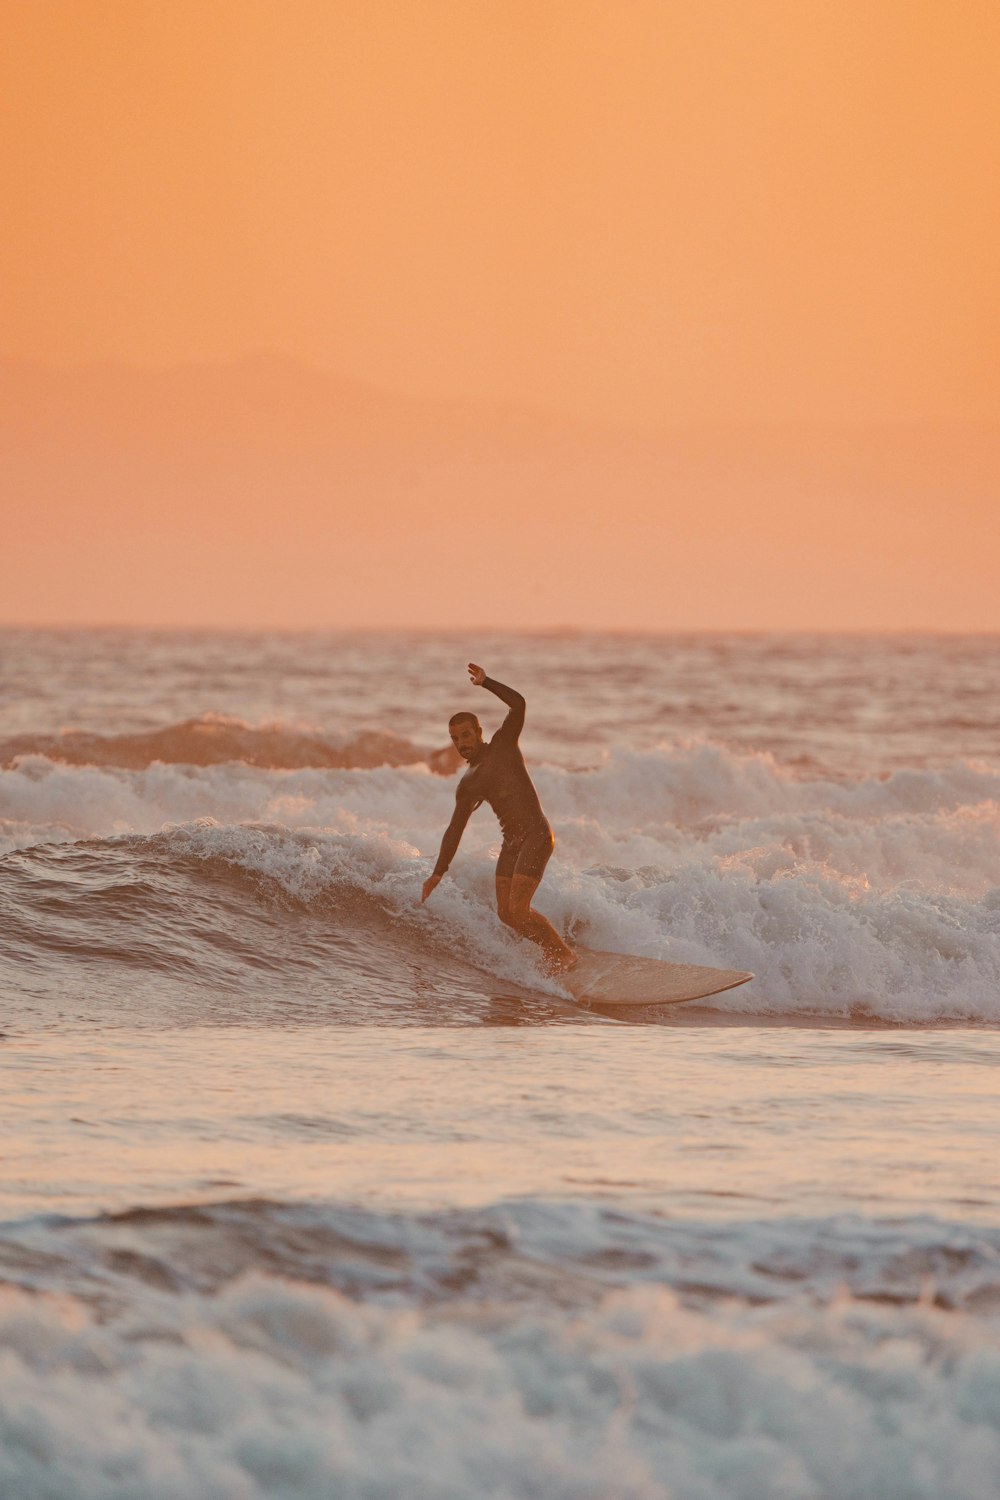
[2,0,998,628]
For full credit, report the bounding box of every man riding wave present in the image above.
[420,663,575,971]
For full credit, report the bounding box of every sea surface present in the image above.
[2,629,1000,1499]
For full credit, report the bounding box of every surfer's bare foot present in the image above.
[545,948,577,975]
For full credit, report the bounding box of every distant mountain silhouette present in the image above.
[2,353,997,626]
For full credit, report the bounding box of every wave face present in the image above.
[2,739,999,1024]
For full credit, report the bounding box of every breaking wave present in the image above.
[1,737,998,1024]
[0,712,460,774]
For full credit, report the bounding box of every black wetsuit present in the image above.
[432,677,554,882]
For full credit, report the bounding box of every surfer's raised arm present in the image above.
[472,665,526,744]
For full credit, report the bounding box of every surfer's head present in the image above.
[448,712,484,762]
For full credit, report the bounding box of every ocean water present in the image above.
[2,629,1000,1499]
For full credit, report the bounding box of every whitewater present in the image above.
[2,629,1000,1499]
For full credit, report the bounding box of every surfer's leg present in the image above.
[496,830,574,970]
[494,839,518,927]
[497,869,553,949]
[506,874,574,970]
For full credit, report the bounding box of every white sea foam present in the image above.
[2,744,998,1019]
[1,1271,999,1500]
[3,743,999,876]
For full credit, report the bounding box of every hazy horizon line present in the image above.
[4,621,999,638]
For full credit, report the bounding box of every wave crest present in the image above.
[0,712,461,774]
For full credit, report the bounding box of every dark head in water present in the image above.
[448,711,484,764]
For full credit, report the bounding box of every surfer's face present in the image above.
[449,719,483,761]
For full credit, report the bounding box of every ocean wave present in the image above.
[1,819,998,1025]
[1,743,998,1023]
[0,712,461,774]
[2,1201,1000,1499]
[0,828,553,1028]
[7,1197,1000,1313]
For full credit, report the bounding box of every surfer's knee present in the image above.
[495,875,513,925]
[508,875,538,918]
[506,900,534,934]
[496,890,517,926]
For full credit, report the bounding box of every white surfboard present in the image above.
[563,948,753,1007]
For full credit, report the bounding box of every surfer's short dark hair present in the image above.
[449,712,480,731]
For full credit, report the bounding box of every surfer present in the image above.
[421,664,575,971]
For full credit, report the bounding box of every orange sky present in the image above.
[1,1,998,627]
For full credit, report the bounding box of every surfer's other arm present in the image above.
[421,786,477,901]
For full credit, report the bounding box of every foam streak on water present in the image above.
[2,630,999,1497]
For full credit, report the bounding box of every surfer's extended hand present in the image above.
[467,662,486,687]
[421,874,441,903]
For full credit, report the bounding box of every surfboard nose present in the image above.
[563,949,753,1007]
